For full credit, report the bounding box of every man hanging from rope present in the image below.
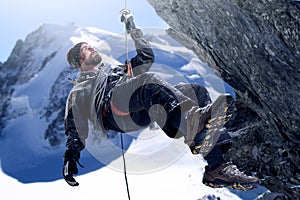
[62,10,258,190]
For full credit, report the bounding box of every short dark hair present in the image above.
[66,42,87,68]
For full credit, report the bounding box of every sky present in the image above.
[0,0,168,62]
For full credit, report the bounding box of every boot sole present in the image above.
[203,178,258,191]
[197,94,235,156]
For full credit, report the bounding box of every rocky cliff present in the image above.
[147,0,300,198]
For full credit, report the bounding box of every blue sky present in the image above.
[0,0,168,62]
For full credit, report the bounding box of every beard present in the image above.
[84,52,102,66]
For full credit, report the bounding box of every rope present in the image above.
[125,0,129,62]
[120,133,131,200]
[120,1,132,199]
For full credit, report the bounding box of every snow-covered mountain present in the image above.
[0,24,267,199]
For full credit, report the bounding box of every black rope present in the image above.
[120,133,131,200]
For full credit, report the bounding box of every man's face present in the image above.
[80,43,102,67]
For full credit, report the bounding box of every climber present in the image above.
[62,10,259,190]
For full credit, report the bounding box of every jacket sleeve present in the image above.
[64,92,88,152]
[130,28,155,76]
[64,109,85,152]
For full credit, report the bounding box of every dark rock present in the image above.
[147,0,300,197]
[198,194,221,200]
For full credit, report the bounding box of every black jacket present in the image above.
[64,29,154,151]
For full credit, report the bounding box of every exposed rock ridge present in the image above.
[147,0,300,198]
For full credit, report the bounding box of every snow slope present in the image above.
[0,127,268,200]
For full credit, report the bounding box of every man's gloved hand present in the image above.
[120,9,136,34]
[62,148,80,186]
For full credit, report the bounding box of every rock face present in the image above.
[147,0,300,198]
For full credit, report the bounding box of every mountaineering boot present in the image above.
[186,94,235,156]
[184,104,211,146]
[202,162,259,191]
[190,127,233,156]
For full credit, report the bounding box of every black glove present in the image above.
[62,148,81,186]
[120,9,136,34]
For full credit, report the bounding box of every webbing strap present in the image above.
[110,102,130,116]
